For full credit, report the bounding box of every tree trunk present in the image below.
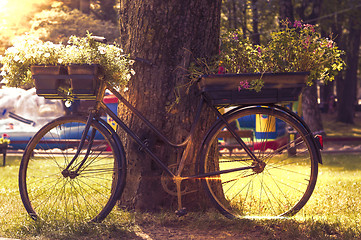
[337,20,361,124]
[251,0,260,45]
[278,0,324,133]
[68,0,80,10]
[80,0,90,13]
[279,0,294,23]
[118,0,221,211]
[297,0,324,134]
[302,84,324,134]
[99,0,117,23]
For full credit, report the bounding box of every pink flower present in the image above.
[326,40,334,48]
[293,20,302,28]
[257,46,262,57]
[218,66,225,74]
[303,24,315,32]
[238,80,250,91]
[2,133,9,138]
[303,36,310,48]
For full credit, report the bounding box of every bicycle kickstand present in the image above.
[174,176,187,217]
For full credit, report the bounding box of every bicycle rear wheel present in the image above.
[199,106,319,218]
[19,115,126,222]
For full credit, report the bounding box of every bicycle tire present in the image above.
[19,115,126,222]
[199,106,319,219]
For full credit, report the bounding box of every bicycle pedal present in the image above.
[175,207,187,217]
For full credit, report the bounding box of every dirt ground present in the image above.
[134,225,269,240]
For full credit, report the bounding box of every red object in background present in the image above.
[103,94,118,151]
[103,94,118,105]
[315,135,323,149]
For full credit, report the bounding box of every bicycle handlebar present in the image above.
[90,36,107,43]
[132,57,153,66]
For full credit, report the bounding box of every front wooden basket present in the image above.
[31,65,101,100]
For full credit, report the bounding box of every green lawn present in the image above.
[0,153,360,239]
[297,154,361,232]
[322,113,361,137]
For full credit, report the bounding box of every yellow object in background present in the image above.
[107,116,117,130]
[256,114,276,132]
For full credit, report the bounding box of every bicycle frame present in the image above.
[63,81,258,182]
[111,82,257,175]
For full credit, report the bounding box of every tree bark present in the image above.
[278,0,324,134]
[297,0,324,134]
[337,19,361,124]
[279,0,294,23]
[302,84,324,134]
[99,0,117,23]
[118,0,221,211]
[79,0,90,14]
[68,0,80,10]
[251,0,260,45]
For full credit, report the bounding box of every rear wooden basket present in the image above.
[198,72,308,106]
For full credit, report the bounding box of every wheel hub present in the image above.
[252,161,266,173]
[61,169,79,179]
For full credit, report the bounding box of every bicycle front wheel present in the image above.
[199,106,319,219]
[19,115,126,222]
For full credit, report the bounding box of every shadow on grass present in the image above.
[2,209,360,239]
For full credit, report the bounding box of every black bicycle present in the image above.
[19,55,322,222]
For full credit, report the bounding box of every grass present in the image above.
[322,112,361,137]
[297,153,361,238]
[0,153,360,239]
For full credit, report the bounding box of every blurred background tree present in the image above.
[0,0,359,126]
[220,0,361,127]
[0,0,120,53]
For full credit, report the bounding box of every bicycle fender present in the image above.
[97,117,126,158]
[97,117,127,197]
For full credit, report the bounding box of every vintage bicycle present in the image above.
[19,42,322,222]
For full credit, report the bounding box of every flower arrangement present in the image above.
[0,134,10,145]
[0,34,65,88]
[0,33,134,89]
[191,21,345,92]
[264,21,344,85]
[63,34,135,87]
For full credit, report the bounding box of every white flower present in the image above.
[6,47,18,54]
[13,56,21,62]
[0,71,6,76]
[44,53,51,58]
[0,78,8,84]
[123,87,129,92]
[98,46,106,54]
[58,58,63,64]
[130,69,135,75]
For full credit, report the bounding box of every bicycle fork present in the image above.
[62,112,97,179]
